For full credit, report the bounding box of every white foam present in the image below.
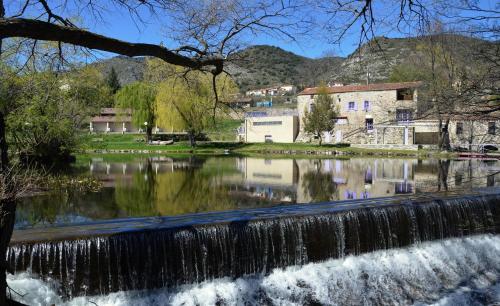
[8,234,500,306]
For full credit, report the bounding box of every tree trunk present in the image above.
[438,119,451,151]
[0,3,17,303]
[318,133,322,146]
[0,112,8,172]
[468,121,474,152]
[437,159,450,191]
[188,132,196,148]
[0,198,16,305]
[146,126,153,142]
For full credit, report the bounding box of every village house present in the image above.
[245,85,297,97]
[296,82,422,148]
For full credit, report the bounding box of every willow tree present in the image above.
[115,82,158,141]
[156,69,238,147]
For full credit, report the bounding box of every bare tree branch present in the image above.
[0,17,224,73]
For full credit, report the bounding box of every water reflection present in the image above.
[15,156,500,228]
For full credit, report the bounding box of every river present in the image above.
[7,155,500,305]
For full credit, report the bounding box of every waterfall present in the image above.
[6,191,500,298]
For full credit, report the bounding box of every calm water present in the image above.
[15,155,500,228]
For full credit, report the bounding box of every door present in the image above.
[324,131,332,143]
[335,130,342,143]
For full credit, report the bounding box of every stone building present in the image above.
[296,82,422,147]
[414,116,500,150]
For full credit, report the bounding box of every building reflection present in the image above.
[15,155,500,228]
[87,156,500,206]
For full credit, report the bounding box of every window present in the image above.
[363,101,370,111]
[397,89,414,100]
[253,121,282,126]
[396,109,412,122]
[365,118,374,131]
[488,122,496,135]
[264,135,273,143]
[456,122,463,135]
[348,101,356,111]
[310,94,314,99]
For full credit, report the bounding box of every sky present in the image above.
[5,0,498,60]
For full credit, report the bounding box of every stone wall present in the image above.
[449,120,500,149]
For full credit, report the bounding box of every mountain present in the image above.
[331,35,493,84]
[225,45,344,91]
[94,56,145,86]
[95,35,494,92]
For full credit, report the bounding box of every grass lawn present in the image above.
[79,133,449,157]
[205,119,243,141]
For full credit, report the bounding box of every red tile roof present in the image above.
[298,82,422,96]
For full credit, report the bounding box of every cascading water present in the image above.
[8,234,500,306]
[6,190,500,299]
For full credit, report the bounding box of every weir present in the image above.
[6,188,500,298]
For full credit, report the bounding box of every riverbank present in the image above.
[80,134,455,158]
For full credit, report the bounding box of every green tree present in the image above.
[115,82,158,141]
[5,67,111,163]
[156,69,238,147]
[303,86,337,146]
[0,66,23,168]
[63,67,114,127]
[7,72,78,163]
[106,67,121,94]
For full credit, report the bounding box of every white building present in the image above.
[238,110,299,143]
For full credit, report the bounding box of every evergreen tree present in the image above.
[106,67,121,94]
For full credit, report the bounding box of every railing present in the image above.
[245,109,298,118]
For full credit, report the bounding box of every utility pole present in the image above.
[366,65,371,85]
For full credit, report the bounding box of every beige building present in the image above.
[297,82,422,146]
[238,158,298,187]
[238,110,299,143]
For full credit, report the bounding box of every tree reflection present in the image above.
[301,161,338,202]
[114,159,157,216]
[113,157,240,217]
[437,159,451,191]
[154,167,237,216]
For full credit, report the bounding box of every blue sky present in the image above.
[80,10,349,58]
[6,0,497,59]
